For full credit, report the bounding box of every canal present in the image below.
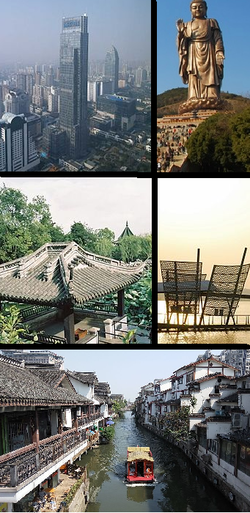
[77,411,236,512]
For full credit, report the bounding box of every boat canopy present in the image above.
[127,447,154,462]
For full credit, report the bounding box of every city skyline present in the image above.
[0,0,151,66]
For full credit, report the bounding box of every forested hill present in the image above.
[157,88,250,117]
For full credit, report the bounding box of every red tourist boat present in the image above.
[126,447,155,484]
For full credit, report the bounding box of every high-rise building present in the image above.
[32,84,44,108]
[48,86,60,113]
[0,113,40,171]
[104,46,119,93]
[43,125,66,159]
[59,15,89,159]
[135,67,147,87]
[4,89,30,115]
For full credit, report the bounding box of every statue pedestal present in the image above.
[179,97,225,114]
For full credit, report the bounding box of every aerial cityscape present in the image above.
[0,0,151,172]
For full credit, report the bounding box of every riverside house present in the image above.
[135,356,250,511]
[0,355,109,512]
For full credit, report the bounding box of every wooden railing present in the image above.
[0,424,100,488]
[20,305,56,321]
[19,333,67,344]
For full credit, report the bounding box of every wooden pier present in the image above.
[158,323,250,333]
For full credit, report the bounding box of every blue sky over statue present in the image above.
[157,0,250,97]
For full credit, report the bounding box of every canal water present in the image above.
[77,412,236,512]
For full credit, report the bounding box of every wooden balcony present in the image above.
[0,424,100,488]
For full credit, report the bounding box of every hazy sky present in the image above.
[0,0,151,66]
[1,178,151,237]
[157,0,250,96]
[158,178,250,287]
[50,349,222,401]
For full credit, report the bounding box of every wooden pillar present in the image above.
[32,410,40,453]
[63,304,75,343]
[118,289,125,316]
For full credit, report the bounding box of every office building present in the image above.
[59,15,89,159]
[48,86,60,113]
[135,67,147,87]
[32,84,44,108]
[97,94,136,131]
[87,79,114,103]
[104,46,119,93]
[4,89,30,115]
[43,125,66,159]
[0,113,40,171]
[1,350,64,369]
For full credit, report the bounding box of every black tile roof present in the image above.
[67,371,98,385]
[0,355,90,407]
[0,242,146,306]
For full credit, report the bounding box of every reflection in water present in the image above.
[126,485,154,503]
[158,298,250,344]
[76,412,236,512]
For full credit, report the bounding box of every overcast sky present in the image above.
[0,0,151,66]
[158,178,250,286]
[52,349,222,401]
[1,178,151,237]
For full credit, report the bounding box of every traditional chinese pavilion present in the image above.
[0,241,147,342]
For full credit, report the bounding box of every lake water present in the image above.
[158,297,250,345]
[77,412,236,512]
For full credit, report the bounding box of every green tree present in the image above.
[231,108,250,171]
[113,234,151,263]
[0,186,66,263]
[0,305,27,344]
[93,228,115,257]
[186,113,239,172]
[68,222,97,252]
[112,398,127,415]
[163,406,191,442]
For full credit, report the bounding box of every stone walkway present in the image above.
[39,473,80,512]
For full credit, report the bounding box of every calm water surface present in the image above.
[77,412,236,512]
[158,298,250,344]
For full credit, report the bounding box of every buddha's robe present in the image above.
[178,18,224,100]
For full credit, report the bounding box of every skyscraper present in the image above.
[104,46,119,93]
[59,15,89,159]
[0,113,40,171]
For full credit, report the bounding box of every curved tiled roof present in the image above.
[67,371,98,386]
[0,355,90,407]
[0,241,146,306]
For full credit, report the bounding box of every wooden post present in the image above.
[226,248,247,326]
[118,289,125,316]
[63,303,75,343]
[194,248,200,327]
[32,410,40,453]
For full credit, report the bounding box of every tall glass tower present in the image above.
[59,15,89,159]
[104,46,119,93]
